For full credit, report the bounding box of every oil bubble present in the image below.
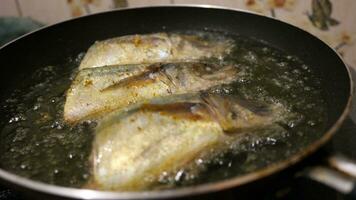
[9,114,27,123]
[307,120,316,126]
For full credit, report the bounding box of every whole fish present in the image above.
[64,62,240,123]
[79,32,234,69]
[91,93,288,190]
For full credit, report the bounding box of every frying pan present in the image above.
[0,5,353,199]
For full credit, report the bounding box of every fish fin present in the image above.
[100,64,162,92]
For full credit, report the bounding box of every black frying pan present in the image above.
[0,5,353,199]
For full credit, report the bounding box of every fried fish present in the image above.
[64,62,240,123]
[91,93,288,190]
[79,33,234,69]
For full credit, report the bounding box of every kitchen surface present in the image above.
[0,1,356,199]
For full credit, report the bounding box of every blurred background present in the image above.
[0,0,355,69]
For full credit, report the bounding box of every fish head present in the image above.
[200,92,285,133]
[158,62,239,93]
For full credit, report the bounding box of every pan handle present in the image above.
[303,154,356,198]
[327,154,356,178]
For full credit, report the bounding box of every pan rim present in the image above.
[0,4,353,199]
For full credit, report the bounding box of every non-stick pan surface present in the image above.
[0,5,352,199]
